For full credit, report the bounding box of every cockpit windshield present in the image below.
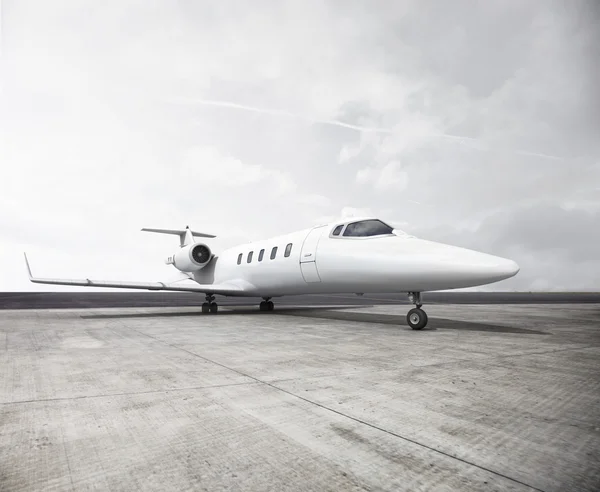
[342,219,394,237]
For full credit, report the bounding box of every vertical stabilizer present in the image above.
[182,226,195,247]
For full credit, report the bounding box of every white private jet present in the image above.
[25,217,519,329]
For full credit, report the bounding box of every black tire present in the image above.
[210,302,218,313]
[407,308,428,330]
[201,302,209,314]
[267,301,274,311]
[259,301,267,311]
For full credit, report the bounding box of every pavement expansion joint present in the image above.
[1,381,261,406]
[128,325,548,492]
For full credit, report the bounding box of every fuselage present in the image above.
[192,218,520,297]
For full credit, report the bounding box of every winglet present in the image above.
[24,252,33,279]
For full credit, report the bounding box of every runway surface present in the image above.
[1,296,599,491]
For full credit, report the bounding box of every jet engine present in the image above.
[166,243,213,272]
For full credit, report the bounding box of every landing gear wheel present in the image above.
[203,294,216,314]
[407,308,428,330]
[260,298,273,312]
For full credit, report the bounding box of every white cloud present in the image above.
[296,194,332,208]
[356,161,409,191]
[181,145,295,194]
[340,207,374,218]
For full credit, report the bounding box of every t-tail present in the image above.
[142,226,216,270]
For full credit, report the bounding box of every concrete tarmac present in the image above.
[1,301,599,491]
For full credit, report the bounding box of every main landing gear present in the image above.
[407,292,428,330]
[259,297,274,312]
[201,294,218,314]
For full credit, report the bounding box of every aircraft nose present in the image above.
[423,242,521,287]
[487,257,520,280]
[467,252,520,282]
[390,239,521,289]
[500,258,520,277]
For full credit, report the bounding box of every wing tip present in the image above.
[23,252,33,279]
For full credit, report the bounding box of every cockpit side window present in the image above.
[332,225,343,236]
[342,219,394,237]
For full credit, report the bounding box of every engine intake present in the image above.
[167,243,213,272]
[191,244,211,264]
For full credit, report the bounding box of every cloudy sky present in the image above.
[1,0,599,291]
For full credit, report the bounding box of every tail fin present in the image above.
[141,226,216,247]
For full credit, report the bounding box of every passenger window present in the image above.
[258,249,265,262]
[284,243,293,257]
[270,246,278,260]
[247,251,253,263]
[332,225,343,236]
[237,253,242,265]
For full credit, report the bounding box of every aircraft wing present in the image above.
[23,253,245,296]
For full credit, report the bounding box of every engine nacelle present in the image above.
[166,243,212,272]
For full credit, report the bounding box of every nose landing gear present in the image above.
[407,292,428,330]
[202,294,218,314]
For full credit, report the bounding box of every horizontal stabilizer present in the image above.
[141,226,216,247]
[141,227,215,238]
[23,253,244,296]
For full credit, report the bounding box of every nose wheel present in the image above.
[407,307,428,330]
[259,298,274,311]
[202,294,218,314]
[407,292,428,330]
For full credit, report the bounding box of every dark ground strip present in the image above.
[79,305,366,319]
[2,291,600,309]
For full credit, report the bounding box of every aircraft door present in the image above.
[300,226,325,283]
